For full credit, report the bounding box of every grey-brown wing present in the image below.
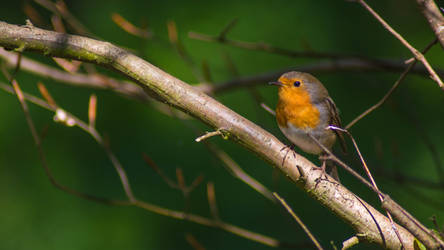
[325,97,347,153]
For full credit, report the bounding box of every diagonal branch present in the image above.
[356,0,444,90]
[0,21,418,249]
[346,38,438,129]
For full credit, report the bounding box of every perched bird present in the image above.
[270,71,346,180]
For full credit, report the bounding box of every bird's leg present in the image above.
[280,144,296,166]
[315,153,331,186]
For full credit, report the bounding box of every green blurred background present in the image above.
[1,0,443,249]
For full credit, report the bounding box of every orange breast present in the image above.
[276,87,320,129]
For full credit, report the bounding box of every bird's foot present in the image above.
[280,144,296,166]
[315,154,338,187]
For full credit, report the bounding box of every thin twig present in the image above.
[326,126,405,249]
[23,2,48,28]
[111,13,152,39]
[261,103,276,116]
[342,236,359,250]
[431,215,444,239]
[218,18,238,41]
[195,130,223,142]
[143,154,204,213]
[185,233,206,250]
[33,0,94,37]
[88,94,97,128]
[201,141,276,202]
[273,193,323,250]
[167,20,204,82]
[346,38,438,129]
[189,30,357,60]
[142,153,179,189]
[37,81,57,108]
[356,0,444,90]
[306,133,377,193]
[133,200,285,248]
[207,182,220,220]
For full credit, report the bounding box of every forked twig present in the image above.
[356,0,444,90]
[346,38,438,129]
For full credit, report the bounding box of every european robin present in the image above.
[270,71,346,180]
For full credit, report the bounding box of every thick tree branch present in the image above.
[0,21,417,249]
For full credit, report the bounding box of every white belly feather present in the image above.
[278,123,336,155]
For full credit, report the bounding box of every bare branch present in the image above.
[185,233,206,250]
[133,199,285,247]
[195,129,224,142]
[189,30,355,60]
[273,193,323,250]
[0,48,149,101]
[346,39,438,129]
[33,0,94,37]
[37,81,57,108]
[342,236,360,250]
[356,0,444,89]
[88,94,97,128]
[206,182,220,220]
[142,153,179,189]
[111,13,152,39]
[260,103,276,116]
[201,141,276,202]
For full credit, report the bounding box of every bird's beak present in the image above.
[269,81,284,87]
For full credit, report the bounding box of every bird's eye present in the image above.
[293,80,301,87]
